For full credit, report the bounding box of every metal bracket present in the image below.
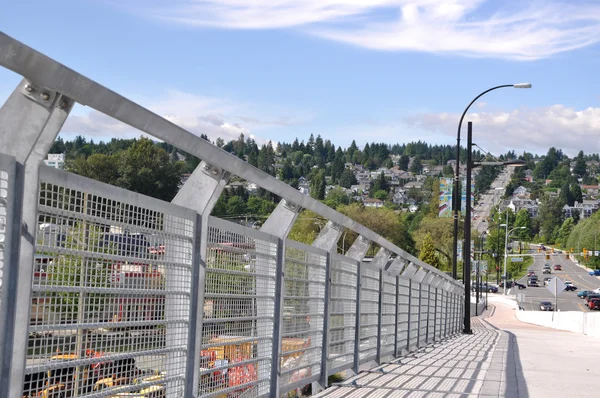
[282,199,300,212]
[200,162,228,181]
[358,235,371,246]
[21,80,58,109]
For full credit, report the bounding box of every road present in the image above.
[473,169,512,234]
[511,248,600,311]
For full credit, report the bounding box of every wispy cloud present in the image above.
[62,90,310,144]
[127,0,600,60]
[405,105,600,156]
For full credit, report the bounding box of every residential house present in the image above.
[404,181,423,190]
[564,201,600,219]
[507,199,538,218]
[581,185,599,196]
[513,186,528,196]
[393,191,409,205]
[43,153,65,169]
[363,198,384,208]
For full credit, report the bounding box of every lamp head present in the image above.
[500,224,507,227]
[513,83,532,89]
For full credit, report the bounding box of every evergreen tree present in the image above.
[573,150,587,177]
[419,233,439,267]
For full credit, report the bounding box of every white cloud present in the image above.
[130,0,600,60]
[404,105,600,156]
[61,90,310,144]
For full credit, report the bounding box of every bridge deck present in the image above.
[317,294,600,398]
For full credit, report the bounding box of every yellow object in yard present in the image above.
[208,336,255,360]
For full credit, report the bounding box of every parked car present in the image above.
[578,290,594,299]
[554,265,562,271]
[539,301,554,311]
[589,299,600,310]
[586,294,600,304]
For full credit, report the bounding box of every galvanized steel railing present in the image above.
[0,31,464,398]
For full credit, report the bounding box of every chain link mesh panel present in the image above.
[379,273,396,357]
[201,217,277,398]
[25,167,196,398]
[279,240,326,392]
[328,255,357,371]
[396,278,410,352]
[358,266,379,362]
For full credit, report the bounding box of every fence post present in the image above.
[260,199,299,397]
[0,79,73,398]
[393,276,400,358]
[319,252,332,389]
[312,222,343,391]
[406,278,412,353]
[376,268,384,364]
[346,235,370,375]
[353,261,362,374]
[171,161,228,397]
[269,239,286,397]
[184,214,205,397]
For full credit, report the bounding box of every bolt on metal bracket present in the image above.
[21,80,58,109]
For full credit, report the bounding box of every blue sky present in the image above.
[2,0,600,156]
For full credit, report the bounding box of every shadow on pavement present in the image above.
[504,330,529,398]
[316,318,507,397]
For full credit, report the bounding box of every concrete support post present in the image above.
[171,161,229,397]
[0,79,73,398]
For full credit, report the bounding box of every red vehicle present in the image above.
[588,298,600,310]
[554,265,562,271]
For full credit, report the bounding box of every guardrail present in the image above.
[0,31,464,398]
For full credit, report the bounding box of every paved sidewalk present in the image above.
[315,297,600,397]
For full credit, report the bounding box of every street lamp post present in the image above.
[452,83,531,280]
[501,219,527,295]
[463,127,526,333]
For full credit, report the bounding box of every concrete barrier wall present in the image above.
[516,310,600,337]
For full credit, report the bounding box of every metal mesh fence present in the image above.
[408,281,419,351]
[279,240,326,392]
[26,167,196,398]
[396,278,410,352]
[328,255,357,371]
[435,288,443,341]
[427,285,435,343]
[201,216,277,398]
[379,273,396,357]
[418,283,428,348]
[358,266,379,363]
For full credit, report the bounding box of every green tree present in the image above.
[112,138,184,201]
[556,218,575,247]
[310,169,326,200]
[371,172,389,195]
[324,187,351,209]
[537,194,564,243]
[398,155,410,171]
[409,156,423,174]
[226,196,246,215]
[573,150,587,177]
[419,233,439,267]
[514,209,532,241]
[338,169,358,189]
[373,190,388,201]
[570,183,583,204]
